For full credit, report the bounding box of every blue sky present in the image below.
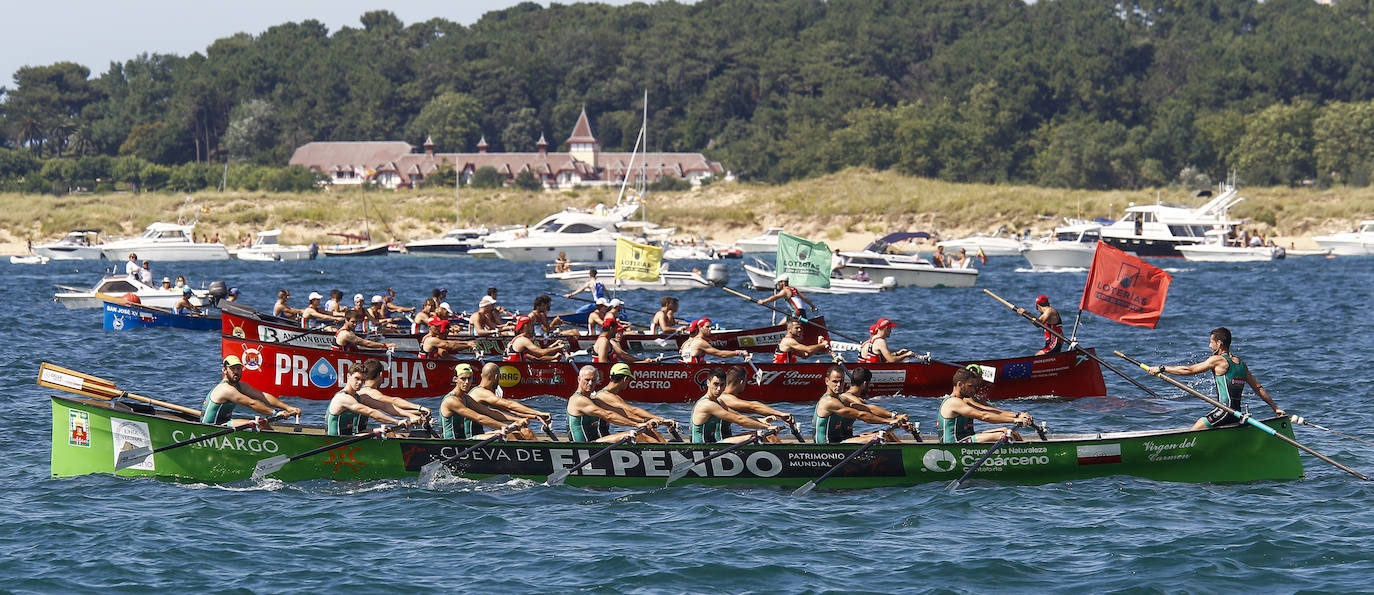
[2,1,662,88]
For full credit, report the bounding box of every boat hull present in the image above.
[404,244,478,257]
[1020,245,1096,270]
[937,237,1024,257]
[489,242,617,262]
[1313,237,1374,256]
[834,264,977,288]
[548,270,716,291]
[103,300,220,331]
[743,264,883,294]
[1177,245,1283,262]
[101,244,230,262]
[33,245,104,260]
[50,395,1304,486]
[321,244,389,257]
[220,303,825,356]
[222,335,1107,402]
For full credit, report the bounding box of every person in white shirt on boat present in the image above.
[757,275,816,317]
[173,275,187,288]
[139,261,154,286]
[159,277,174,291]
[679,318,748,363]
[201,355,301,428]
[125,254,141,278]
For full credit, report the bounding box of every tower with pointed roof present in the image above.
[566,107,599,168]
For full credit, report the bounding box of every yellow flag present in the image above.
[614,237,662,281]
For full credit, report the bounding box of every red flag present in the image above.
[1079,241,1171,328]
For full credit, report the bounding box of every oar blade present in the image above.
[791,480,817,497]
[944,478,962,491]
[418,460,445,488]
[665,460,697,486]
[114,446,153,471]
[252,455,289,480]
[546,468,570,486]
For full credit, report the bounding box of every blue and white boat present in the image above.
[101,297,220,332]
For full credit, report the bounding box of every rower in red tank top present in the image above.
[679,318,746,364]
[772,318,830,363]
[857,318,918,363]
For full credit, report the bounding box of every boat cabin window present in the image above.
[1082,230,1101,242]
[1361,223,1374,233]
[847,256,884,265]
[102,281,138,293]
[1055,231,1079,242]
[1168,225,1195,237]
[560,224,601,234]
[1140,212,1156,223]
[1120,213,1137,222]
[535,220,563,233]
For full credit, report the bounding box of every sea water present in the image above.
[3,253,1371,592]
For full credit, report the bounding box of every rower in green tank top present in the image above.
[565,364,662,443]
[439,363,521,440]
[689,368,780,443]
[937,365,1030,443]
[812,366,909,444]
[1147,327,1284,430]
[201,355,300,428]
[326,368,408,436]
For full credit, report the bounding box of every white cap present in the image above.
[371,295,383,304]
[308,291,323,301]
[439,302,452,312]
[775,274,790,284]
[595,297,610,306]
[609,298,624,307]
[353,293,364,302]
[161,277,171,283]
[479,295,497,307]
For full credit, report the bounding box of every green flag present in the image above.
[775,232,832,288]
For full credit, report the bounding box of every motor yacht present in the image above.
[1313,220,1374,256]
[54,275,211,310]
[32,229,103,260]
[1099,184,1244,257]
[230,229,316,261]
[100,222,229,261]
[1019,220,1102,271]
[404,227,489,257]
[1177,230,1285,262]
[737,227,785,254]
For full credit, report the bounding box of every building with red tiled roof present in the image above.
[288,109,728,190]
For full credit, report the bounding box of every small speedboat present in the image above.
[54,275,212,310]
[32,229,103,260]
[1313,220,1374,256]
[1177,230,1285,262]
[404,227,489,257]
[835,234,978,288]
[230,230,316,261]
[100,222,230,261]
[937,226,1026,257]
[1020,220,1102,271]
[736,227,784,254]
[743,260,890,294]
[10,254,49,265]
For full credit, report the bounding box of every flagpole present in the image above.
[1070,308,1083,342]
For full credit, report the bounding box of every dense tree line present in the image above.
[5,0,1374,193]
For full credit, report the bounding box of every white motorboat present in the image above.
[547,263,728,292]
[1313,220,1374,256]
[32,229,104,260]
[54,275,211,310]
[1285,248,1333,258]
[736,227,784,254]
[834,241,978,288]
[230,229,316,261]
[1177,230,1285,262]
[1019,220,1102,271]
[11,254,49,265]
[937,227,1026,257]
[404,227,489,257]
[1099,183,1245,257]
[100,222,230,261]
[662,242,720,261]
[485,202,641,262]
[742,261,890,294]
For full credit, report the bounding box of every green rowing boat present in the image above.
[51,395,1304,488]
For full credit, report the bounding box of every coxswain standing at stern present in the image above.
[1016,295,1063,355]
[1148,326,1284,430]
[756,274,816,317]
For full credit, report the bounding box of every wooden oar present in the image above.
[984,289,1159,396]
[1115,350,1370,481]
[722,286,862,342]
[252,422,408,480]
[546,426,650,485]
[38,362,202,417]
[665,427,780,486]
[784,418,807,443]
[947,431,1013,490]
[115,411,294,470]
[417,421,524,486]
[539,418,561,442]
[791,423,897,496]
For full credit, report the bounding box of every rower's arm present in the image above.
[351,335,393,350]
[756,291,785,305]
[831,404,895,425]
[238,383,300,415]
[595,392,657,423]
[874,339,913,362]
[793,339,830,357]
[708,403,772,430]
[1244,369,1284,414]
[585,403,643,427]
[342,399,402,427]
[701,344,745,359]
[719,396,790,420]
[445,399,507,430]
[1155,355,1222,377]
[222,388,276,416]
[610,341,646,363]
[949,399,1023,425]
[524,338,566,359]
[487,396,548,421]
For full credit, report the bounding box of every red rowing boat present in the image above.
[220,303,827,356]
[222,335,1106,403]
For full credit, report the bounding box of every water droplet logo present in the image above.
[309,358,338,388]
[922,449,957,472]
